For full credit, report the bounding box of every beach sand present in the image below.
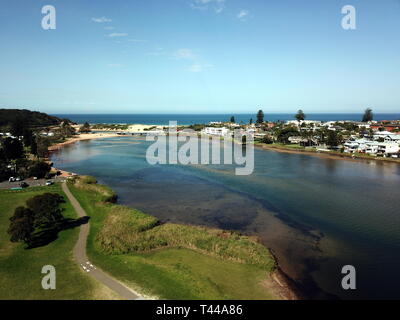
[48,133,121,151]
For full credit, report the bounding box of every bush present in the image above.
[261,136,273,144]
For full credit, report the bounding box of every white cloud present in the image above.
[191,0,226,13]
[237,10,249,21]
[108,33,128,37]
[92,17,112,23]
[173,48,197,60]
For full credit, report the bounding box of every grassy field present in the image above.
[68,176,280,300]
[0,184,118,300]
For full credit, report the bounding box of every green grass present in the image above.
[68,176,279,300]
[0,184,118,300]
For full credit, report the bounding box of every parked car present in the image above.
[45,181,54,186]
[15,177,21,182]
[8,177,16,182]
[20,182,29,188]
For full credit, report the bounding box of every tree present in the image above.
[35,136,50,158]
[10,117,25,137]
[79,122,91,133]
[275,127,299,144]
[261,135,273,144]
[26,193,65,228]
[249,118,253,125]
[59,122,76,138]
[295,109,306,122]
[28,161,51,179]
[256,110,264,124]
[7,207,35,243]
[362,108,373,122]
[2,137,24,160]
[327,130,341,147]
[22,129,34,148]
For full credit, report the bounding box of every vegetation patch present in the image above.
[68,176,279,299]
[0,184,117,299]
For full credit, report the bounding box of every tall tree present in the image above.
[35,136,50,158]
[295,109,306,121]
[230,116,235,123]
[22,129,34,148]
[362,108,373,122]
[2,137,24,160]
[249,118,253,125]
[7,207,35,243]
[79,122,91,133]
[256,110,264,124]
[10,117,25,137]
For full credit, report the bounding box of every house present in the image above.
[202,127,231,136]
[370,121,400,132]
[344,138,399,157]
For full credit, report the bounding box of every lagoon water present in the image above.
[51,137,400,299]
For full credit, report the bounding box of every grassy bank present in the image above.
[0,184,118,299]
[68,176,281,300]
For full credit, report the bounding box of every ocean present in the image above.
[53,113,400,125]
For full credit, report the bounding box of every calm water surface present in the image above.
[51,137,400,299]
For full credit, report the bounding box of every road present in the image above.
[61,182,143,300]
[0,177,63,190]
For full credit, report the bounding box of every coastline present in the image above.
[256,143,400,164]
[48,132,121,151]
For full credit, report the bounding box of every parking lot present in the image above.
[0,176,66,190]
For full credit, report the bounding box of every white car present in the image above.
[45,181,54,186]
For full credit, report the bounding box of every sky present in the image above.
[0,0,399,114]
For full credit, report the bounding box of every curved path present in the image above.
[62,182,143,300]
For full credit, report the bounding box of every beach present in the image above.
[48,132,121,151]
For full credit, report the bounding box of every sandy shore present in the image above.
[48,133,121,151]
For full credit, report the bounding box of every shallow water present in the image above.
[51,137,400,299]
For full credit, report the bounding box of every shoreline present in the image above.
[256,143,400,164]
[48,132,121,151]
[48,135,299,300]
[48,133,122,177]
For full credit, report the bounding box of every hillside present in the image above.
[0,109,73,128]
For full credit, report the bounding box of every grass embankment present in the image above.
[69,176,279,300]
[0,184,118,299]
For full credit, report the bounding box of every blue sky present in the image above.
[0,0,399,114]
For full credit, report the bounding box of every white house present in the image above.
[202,127,231,136]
